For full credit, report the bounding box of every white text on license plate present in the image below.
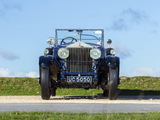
[67,76,92,83]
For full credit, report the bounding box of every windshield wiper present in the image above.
[81,34,100,41]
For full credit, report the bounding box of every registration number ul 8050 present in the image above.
[67,76,92,83]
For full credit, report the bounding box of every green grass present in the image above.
[0,77,102,96]
[119,76,160,90]
[0,112,160,120]
[0,77,40,96]
[0,76,160,96]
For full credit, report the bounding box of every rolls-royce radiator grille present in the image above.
[67,48,92,72]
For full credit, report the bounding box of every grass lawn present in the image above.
[0,77,160,119]
[0,76,160,96]
[0,112,160,120]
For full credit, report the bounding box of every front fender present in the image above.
[105,56,120,68]
[39,55,53,68]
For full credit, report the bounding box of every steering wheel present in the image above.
[60,37,78,45]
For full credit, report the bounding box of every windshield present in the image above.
[55,29,104,46]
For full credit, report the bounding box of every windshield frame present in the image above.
[55,29,104,46]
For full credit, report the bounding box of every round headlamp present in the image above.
[44,48,49,55]
[110,49,115,55]
[58,48,69,59]
[47,37,56,46]
[90,48,101,59]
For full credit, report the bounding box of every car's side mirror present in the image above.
[47,37,56,46]
[107,39,112,45]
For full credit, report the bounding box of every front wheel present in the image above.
[40,67,51,100]
[103,89,108,97]
[51,87,56,96]
[108,67,119,100]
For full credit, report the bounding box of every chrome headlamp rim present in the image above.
[47,37,56,46]
[110,49,115,55]
[90,48,101,59]
[44,48,49,55]
[58,48,69,59]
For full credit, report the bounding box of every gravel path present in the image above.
[0,96,160,104]
[1,96,160,113]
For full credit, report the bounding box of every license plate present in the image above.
[67,76,92,83]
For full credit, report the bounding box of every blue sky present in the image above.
[0,0,160,77]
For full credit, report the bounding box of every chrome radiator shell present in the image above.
[66,48,92,72]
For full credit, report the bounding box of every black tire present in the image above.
[108,67,118,100]
[103,89,108,97]
[51,87,56,96]
[40,67,51,100]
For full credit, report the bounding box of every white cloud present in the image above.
[0,68,12,77]
[130,67,160,77]
[109,18,128,31]
[26,71,39,78]
[0,68,39,78]
[0,48,19,60]
[0,0,22,16]
[112,44,132,59]
[108,8,148,31]
[122,8,147,24]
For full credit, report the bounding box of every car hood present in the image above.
[62,41,101,48]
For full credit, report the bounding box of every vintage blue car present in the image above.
[39,29,120,100]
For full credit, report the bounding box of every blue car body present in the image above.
[39,29,120,100]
